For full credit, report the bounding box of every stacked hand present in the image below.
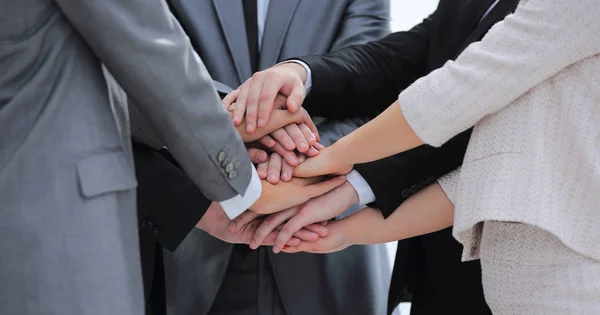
[209,63,361,253]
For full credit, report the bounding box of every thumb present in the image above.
[307,176,347,199]
[293,155,330,178]
[286,85,305,112]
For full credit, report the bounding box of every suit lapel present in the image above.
[212,0,252,82]
[456,0,521,54]
[258,0,300,70]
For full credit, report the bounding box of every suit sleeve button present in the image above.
[217,151,226,162]
[401,189,410,197]
[154,227,165,236]
[228,170,238,179]
[410,185,418,193]
[141,220,154,229]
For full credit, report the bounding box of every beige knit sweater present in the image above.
[398,0,600,262]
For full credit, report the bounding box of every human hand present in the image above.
[235,108,318,144]
[223,62,308,133]
[281,208,384,254]
[281,219,351,254]
[249,176,347,215]
[293,146,353,178]
[257,125,324,166]
[256,152,306,183]
[196,202,322,247]
[247,148,268,164]
[258,181,359,253]
[228,210,329,249]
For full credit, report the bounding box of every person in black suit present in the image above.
[224,0,521,314]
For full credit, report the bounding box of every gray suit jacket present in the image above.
[159,1,394,315]
[0,1,253,314]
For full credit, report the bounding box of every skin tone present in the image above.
[281,183,454,254]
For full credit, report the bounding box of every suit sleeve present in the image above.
[354,130,471,218]
[327,0,390,51]
[296,15,434,120]
[133,142,212,251]
[399,0,600,147]
[54,0,256,204]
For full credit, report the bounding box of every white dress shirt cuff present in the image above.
[219,164,262,219]
[346,170,376,205]
[278,60,313,94]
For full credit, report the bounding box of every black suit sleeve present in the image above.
[355,130,472,218]
[292,10,471,218]
[296,15,434,119]
[133,141,212,251]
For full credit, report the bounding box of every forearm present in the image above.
[332,101,423,166]
[342,183,454,245]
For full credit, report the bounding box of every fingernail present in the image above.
[250,240,257,249]
[258,119,265,127]
[229,222,236,232]
[298,142,308,151]
[289,101,299,110]
[233,116,241,124]
[273,246,281,254]
[269,174,277,182]
[246,124,254,132]
[282,172,289,180]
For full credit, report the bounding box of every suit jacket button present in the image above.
[217,151,226,162]
[154,227,165,236]
[221,159,230,168]
[141,220,154,229]
[401,189,410,197]
[410,185,418,193]
[225,163,234,173]
[228,170,238,179]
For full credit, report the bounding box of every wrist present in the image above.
[283,62,308,85]
[195,201,222,231]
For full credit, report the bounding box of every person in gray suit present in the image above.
[142,1,395,315]
[0,0,293,314]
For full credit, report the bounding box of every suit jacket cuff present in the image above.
[219,165,261,219]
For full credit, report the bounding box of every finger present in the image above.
[233,80,251,126]
[245,74,266,133]
[222,89,240,110]
[290,229,320,242]
[229,210,260,233]
[280,159,294,182]
[271,142,299,166]
[296,153,307,164]
[257,77,284,128]
[273,209,315,252]
[303,223,329,238]
[247,148,268,164]
[284,124,309,153]
[286,84,306,113]
[305,146,320,157]
[250,208,296,249]
[313,142,326,151]
[298,123,317,146]
[256,161,268,179]
[266,153,283,184]
[300,109,320,142]
[307,176,347,199]
[258,135,276,148]
[262,230,301,247]
[271,128,296,151]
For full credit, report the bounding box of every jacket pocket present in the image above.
[76,150,138,198]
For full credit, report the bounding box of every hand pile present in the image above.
[204,65,360,254]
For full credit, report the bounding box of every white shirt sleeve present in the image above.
[278,60,313,93]
[346,170,376,205]
[219,164,262,219]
